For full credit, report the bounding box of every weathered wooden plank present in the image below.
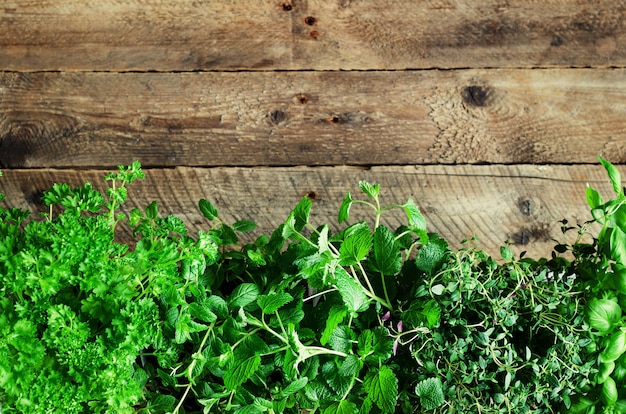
[1,0,625,71]
[0,164,618,258]
[1,69,626,168]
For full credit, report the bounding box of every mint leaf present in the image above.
[293,196,313,231]
[359,181,380,199]
[415,235,449,276]
[228,283,260,309]
[363,365,398,413]
[223,346,261,390]
[322,400,359,414]
[338,192,353,224]
[339,222,372,266]
[369,225,402,276]
[357,328,393,364]
[403,199,428,242]
[233,219,257,232]
[328,325,356,354]
[257,292,293,314]
[321,305,348,345]
[276,377,308,399]
[415,377,445,410]
[335,268,369,313]
[199,199,219,220]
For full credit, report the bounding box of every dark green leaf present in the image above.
[145,200,158,220]
[233,220,257,232]
[228,283,260,309]
[368,226,402,276]
[415,236,449,276]
[338,192,353,224]
[199,198,219,220]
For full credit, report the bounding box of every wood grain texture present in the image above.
[0,164,619,258]
[1,0,626,71]
[1,69,625,168]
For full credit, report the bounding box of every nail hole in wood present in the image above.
[304,16,317,25]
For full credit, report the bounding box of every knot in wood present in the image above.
[462,85,491,107]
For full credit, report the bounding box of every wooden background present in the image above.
[1,0,626,258]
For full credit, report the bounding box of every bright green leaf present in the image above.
[257,292,293,314]
[415,377,445,410]
[363,365,398,413]
[403,199,428,242]
[322,400,359,414]
[339,222,372,266]
[369,226,402,276]
[335,268,370,313]
[600,330,626,363]
[599,155,622,195]
[587,298,622,335]
[228,283,260,309]
[321,305,348,345]
[223,350,261,391]
[586,184,603,209]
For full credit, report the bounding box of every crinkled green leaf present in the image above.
[403,198,428,242]
[339,222,372,266]
[369,225,402,276]
[335,267,369,313]
[223,347,261,391]
[363,365,398,413]
[228,283,260,309]
[415,235,449,276]
[359,181,380,199]
[257,292,293,314]
[415,377,445,410]
[328,325,355,354]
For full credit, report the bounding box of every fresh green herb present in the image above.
[0,160,622,413]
